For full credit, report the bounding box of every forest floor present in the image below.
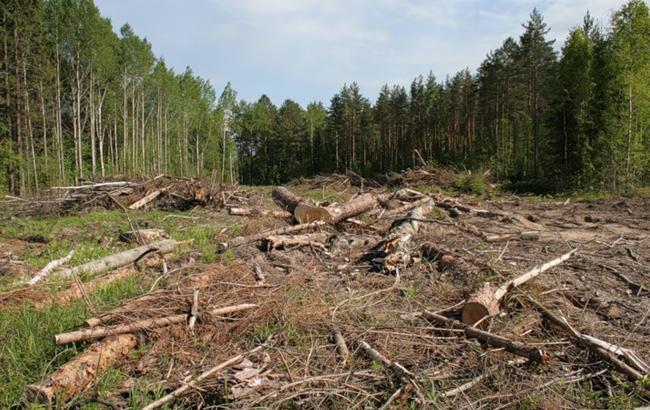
[0,173,649,409]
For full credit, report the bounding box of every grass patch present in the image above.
[0,274,148,408]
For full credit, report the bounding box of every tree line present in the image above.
[2,1,649,195]
[1,0,238,195]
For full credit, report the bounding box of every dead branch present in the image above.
[424,310,550,363]
[188,289,199,333]
[55,303,257,344]
[440,358,527,398]
[462,249,577,325]
[358,340,414,379]
[485,231,540,242]
[527,297,648,381]
[128,190,162,209]
[332,326,350,366]
[218,221,326,252]
[141,345,264,410]
[22,335,137,406]
[27,250,75,285]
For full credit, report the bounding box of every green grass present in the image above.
[0,274,148,408]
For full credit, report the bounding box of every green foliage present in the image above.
[455,173,487,195]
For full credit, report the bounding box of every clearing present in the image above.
[0,171,648,409]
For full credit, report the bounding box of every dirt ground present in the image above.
[1,176,649,409]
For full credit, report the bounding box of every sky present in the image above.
[94,0,626,107]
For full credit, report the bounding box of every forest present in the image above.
[1,0,649,194]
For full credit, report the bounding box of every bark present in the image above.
[55,303,257,344]
[462,249,576,325]
[272,186,305,213]
[56,239,179,280]
[424,311,550,363]
[22,335,138,406]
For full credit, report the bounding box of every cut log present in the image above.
[22,334,137,406]
[57,239,179,280]
[272,186,305,212]
[27,250,75,285]
[328,193,378,224]
[527,297,647,381]
[128,190,162,209]
[485,231,540,242]
[228,207,292,219]
[119,229,169,244]
[55,303,257,344]
[424,311,550,363]
[462,249,577,325]
[142,345,264,410]
[294,203,334,224]
[263,233,329,250]
[376,199,434,272]
[217,221,325,252]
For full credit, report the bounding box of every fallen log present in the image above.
[263,232,329,250]
[22,334,137,406]
[462,249,577,326]
[376,199,434,272]
[272,186,305,212]
[55,303,257,344]
[228,207,292,219]
[527,297,648,381]
[119,229,169,244]
[328,193,378,224]
[141,345,264,410]
[56,239,179,280]
[27,250,75,285]
[424,310,550,363]
[217,221,325,252]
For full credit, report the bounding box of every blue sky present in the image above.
[95,0,625,107]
